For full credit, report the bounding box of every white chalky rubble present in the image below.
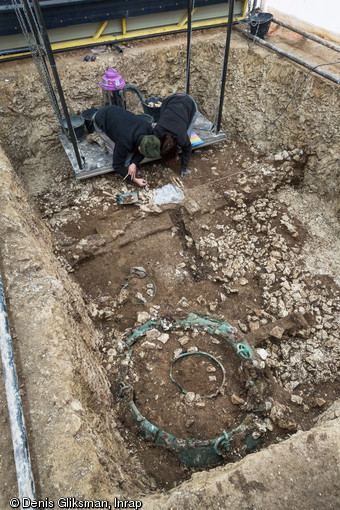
[195,159,340,390]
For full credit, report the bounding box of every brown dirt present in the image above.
[35,139,338,489]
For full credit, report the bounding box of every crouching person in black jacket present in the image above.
[93,105,160,187]
[153,93,198,177]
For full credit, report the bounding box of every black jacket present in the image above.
[95,105,153,179]
[153,93,196,171]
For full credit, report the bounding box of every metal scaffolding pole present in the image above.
[216,0,235,132]
[186,0,193,95]
[243,30,340,85]
[273,17,340,53]
[31,0,84,170]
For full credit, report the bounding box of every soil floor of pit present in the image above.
[31,139,340,489]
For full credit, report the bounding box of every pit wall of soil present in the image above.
[0,148,151,503]
[0,30,339,213]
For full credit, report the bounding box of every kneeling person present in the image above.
[94,105,160,187]
[153,93,198,177]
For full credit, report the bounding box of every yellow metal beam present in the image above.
[177,7,197,28]
[46,16,238,52]
[0,1,248,61]
[121,18,127,36]
[93,20,108,41]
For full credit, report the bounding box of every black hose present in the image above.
[112,42,123,53]
[0,271,36,504]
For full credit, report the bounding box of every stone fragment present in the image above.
[178,297,190,308]
[185,419,194,428]
[270,326,285,339]
[197,295,207,305]
[116,341,125,353]
[184,198,201,216]
[185,392,196,404]
[291,395,303,405]
[249,321,260,332]
[65,414,82,436]
[231,394,245,406]
[174,348,183,358]
[270,403,297,431]
[187,346,198,353]
[256,348,268,361]
[158,333,169,344]
[178,335,189,346]
[146,328,160,341]
[238,322,248,333]
[70,400,83,412]
[130,266,147,278]
[137,311,151,323]
[135,292,147,303]
[315,398,326,407]
[195,401,206,408]
[141,341,156,350]
[209,301,218,312]
[264,418,273,431]
[117,288,129,305]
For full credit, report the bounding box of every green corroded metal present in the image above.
[118,313,264,467]
[169,351,226,398]
[131,402,159,440]
[118,380,256,467]
[125,319,159,348]
[173,313,253,360]
[125,313,253,360]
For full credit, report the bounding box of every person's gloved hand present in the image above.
[128,163,137,180]
[133,177,147,187]
[181,168,191,177]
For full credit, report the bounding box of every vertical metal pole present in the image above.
[0,272,36,507]
[21,0,62,121]
[186,0,193,95]
[216,0,235,132]
[31,0,83,169]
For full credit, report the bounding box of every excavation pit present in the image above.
[0,28,339,507]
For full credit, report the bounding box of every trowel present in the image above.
[103,190,139,205]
